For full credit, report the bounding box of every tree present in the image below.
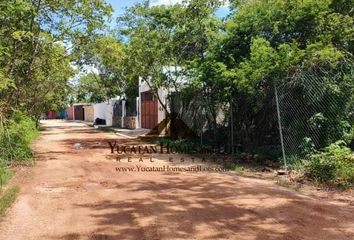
[70,34,130,104]
[0,0,113,120]
[118,0,223,115]
[220,0,354,149]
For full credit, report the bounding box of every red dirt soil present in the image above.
[0,120,353,240]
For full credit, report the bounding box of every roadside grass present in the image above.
[0,165,14,190]
[0,111,40,217]
[94,126,115,133]
[94,126,126,137]
[286,142,354,190]
[0,186,19,217]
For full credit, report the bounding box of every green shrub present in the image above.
[0,111,38,162]
[304,141,354,187]
[343,125,354,151]
[305,155,337,182]
[289,157,306,177]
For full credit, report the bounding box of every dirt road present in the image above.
[0,121,353,240]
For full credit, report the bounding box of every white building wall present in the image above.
[105,100,114,126]
[93,100,115,126]
[94,102,106,120]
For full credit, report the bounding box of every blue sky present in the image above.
[105,0,139,27]
[106,0,141,16]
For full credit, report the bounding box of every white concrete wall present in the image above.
[93,102,106,120]
[105,100,114,126]
[93,100,115,126]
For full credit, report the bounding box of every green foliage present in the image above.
[343,125,354,150]
[0,161,14,192]
[304,141,354,187]
[75,36,127,102]
[0,0,112,119]
[281,63,354,158]
[0,0,114,200]
[218,0,354,151]
[75,73,106,103]
[0,111,38,163]
[305,155,337,183]
[115,0,354,154]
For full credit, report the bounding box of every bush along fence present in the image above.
[275,60,354,186]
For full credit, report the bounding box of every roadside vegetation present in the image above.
[0,186,19,217]
[0,0,113,214]
[0,111,38,163]
[292,142,354,188]
[0,111,38,187]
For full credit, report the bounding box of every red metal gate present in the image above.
[141,91,158,129]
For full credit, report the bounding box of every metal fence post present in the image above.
[274,83,287,168]
[230,99,234,154]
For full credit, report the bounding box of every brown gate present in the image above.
[74,105,85,121]
[141,91,158,129]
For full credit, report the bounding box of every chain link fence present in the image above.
[168,61,354,166]
[276,61,354,164]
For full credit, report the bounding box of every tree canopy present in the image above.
[0,0,112,119]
